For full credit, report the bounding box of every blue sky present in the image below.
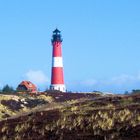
[0,0,140,93]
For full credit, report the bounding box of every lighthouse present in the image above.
[50,29,66,92]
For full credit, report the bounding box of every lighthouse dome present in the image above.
[52,28,62,43]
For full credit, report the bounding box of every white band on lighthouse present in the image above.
[52,57,63,67]
[50,84,66,92]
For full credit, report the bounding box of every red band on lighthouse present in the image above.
[52,42,62,57]
[51,67,64,84]
[50,29,66,92]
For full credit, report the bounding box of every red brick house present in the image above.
[17,81,37,93]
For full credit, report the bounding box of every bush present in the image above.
[131,89,140,94]
[2,85,15,94]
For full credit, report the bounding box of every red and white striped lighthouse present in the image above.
[50,29,66,92]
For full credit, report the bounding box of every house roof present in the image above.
[18,81,37,90]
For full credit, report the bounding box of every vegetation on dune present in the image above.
[0,94,53,119]
[0,93,139,140]
[0,91,96,120]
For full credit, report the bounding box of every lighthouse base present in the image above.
[50,84,66,92]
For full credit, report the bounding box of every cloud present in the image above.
[101,74,137,86]
[78,73,140,93]
[83,74,140,86]
[24,70,49,85]
[82,79,97,86]
[110,75,136,85]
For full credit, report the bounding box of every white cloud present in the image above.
[25,70,49,85]
[78,73,140,93]
[83,74,140,87]
[102,74,137,86]
[82,79,97,86]
[112,75,135,84]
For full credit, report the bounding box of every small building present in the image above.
[17,81,37,93]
